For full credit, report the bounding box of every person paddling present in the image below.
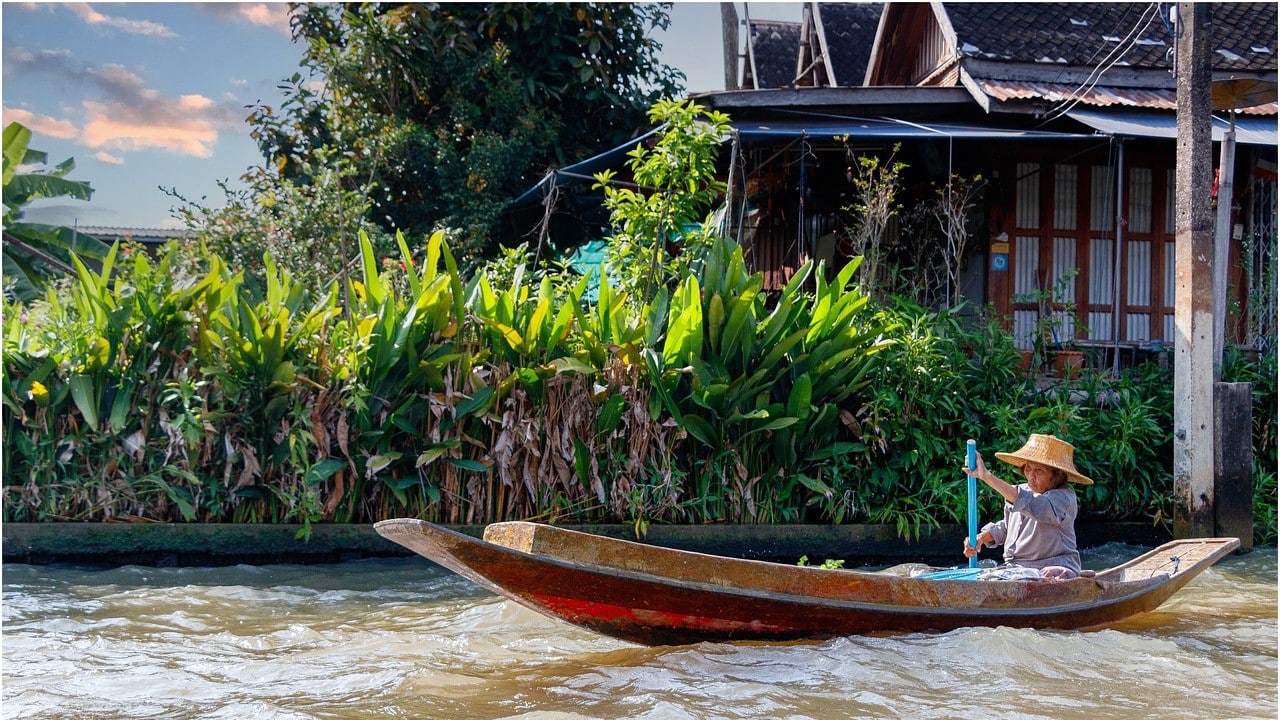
[962,433,1092,580]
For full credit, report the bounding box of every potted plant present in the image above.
[1051,345,1086,378]
[1014,270,1083,378]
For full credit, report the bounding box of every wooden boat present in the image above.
[373,518,1239,646]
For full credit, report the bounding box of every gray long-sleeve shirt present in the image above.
[981,484,1081,573]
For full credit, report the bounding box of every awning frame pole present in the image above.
[798,131,808,269]
[1212,115,1237,381]
[1113,140,1125,375]
[724,130,741,239]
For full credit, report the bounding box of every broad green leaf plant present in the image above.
[3,122,108,300]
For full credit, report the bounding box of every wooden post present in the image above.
[1214,382,1254,550]
[1173,3,1216,539]
[721,3,739,91]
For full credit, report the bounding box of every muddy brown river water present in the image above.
[2,543,1275,719]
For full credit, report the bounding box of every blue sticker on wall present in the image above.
[991,253,1008,271]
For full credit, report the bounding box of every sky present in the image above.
[3,2,803,231]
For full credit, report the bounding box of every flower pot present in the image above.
[1051,350,1085,379]
[1238,346,1261,364]
[1016,349,1036,373]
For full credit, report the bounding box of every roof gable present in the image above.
[816,3,884,86]
[865,3,957,86]
[787,1,885,87]
[744,19,801,89]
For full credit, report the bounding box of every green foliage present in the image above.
[841,145,906,300]
[2,122,109,300]
[796,556,845,570]
[831,301,1019,535]
[595,98,731,304]
[245,3,683,262]
[3,241,233,521]
[645,236,893,523]
[169,154,394,288]
[4,232,1276,545]
[4,101,1275,548]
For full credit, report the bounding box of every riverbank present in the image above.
[1,521,1178,567]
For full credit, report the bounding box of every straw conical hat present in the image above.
[994,434,1093,485]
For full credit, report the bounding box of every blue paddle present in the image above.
[967,439,978,568]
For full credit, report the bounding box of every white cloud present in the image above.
[81,100,222,158]
[67,3,177,38]
[89,64,151,96]
[6,15,248,163]
[9,55,242,159]
[93,150,124,165]
[1,106,79,139]
[194,3,293,36]
[177,94,214,112]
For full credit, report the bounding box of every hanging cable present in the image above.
[1048,4,1140,88]
[1040,4,1160,124]
[1039,3,1162,114]
[1039,3,1162,125]
[793,132,810,269]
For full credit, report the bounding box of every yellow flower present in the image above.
[28,381,49,407]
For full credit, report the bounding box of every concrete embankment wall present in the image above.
[1,521,1173,567]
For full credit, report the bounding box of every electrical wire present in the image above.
[1038,3,1162,125]
[1040,4,1161,123]
[1047,3,1140,88]
[1052,3,1158,105]
[1039,3,1159,123]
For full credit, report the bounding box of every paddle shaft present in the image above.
[967,439,978,568]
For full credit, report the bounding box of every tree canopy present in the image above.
[245,2,684,264]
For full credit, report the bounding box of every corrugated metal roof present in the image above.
[976,79,1278,115]
[77,226,192,243]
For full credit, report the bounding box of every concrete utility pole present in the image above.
[721,3,739,91]
[1172,2,1216,539]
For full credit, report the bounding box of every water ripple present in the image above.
[3,549,1275,720]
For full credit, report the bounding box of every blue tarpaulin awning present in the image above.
[509,117,1092,208]
[511,125,666,207]
[1066,108,1278,146]
[731,117,1093,141]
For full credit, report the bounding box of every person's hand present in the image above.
[962,452,990,481]
[963,531,994,557]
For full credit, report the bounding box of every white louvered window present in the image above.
[1017,163,1040,229]
[1091,165,1115,232]
[1129,167,1153,234]
[1055,165,1078,230]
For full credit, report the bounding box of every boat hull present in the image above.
[374,519,1238,646]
